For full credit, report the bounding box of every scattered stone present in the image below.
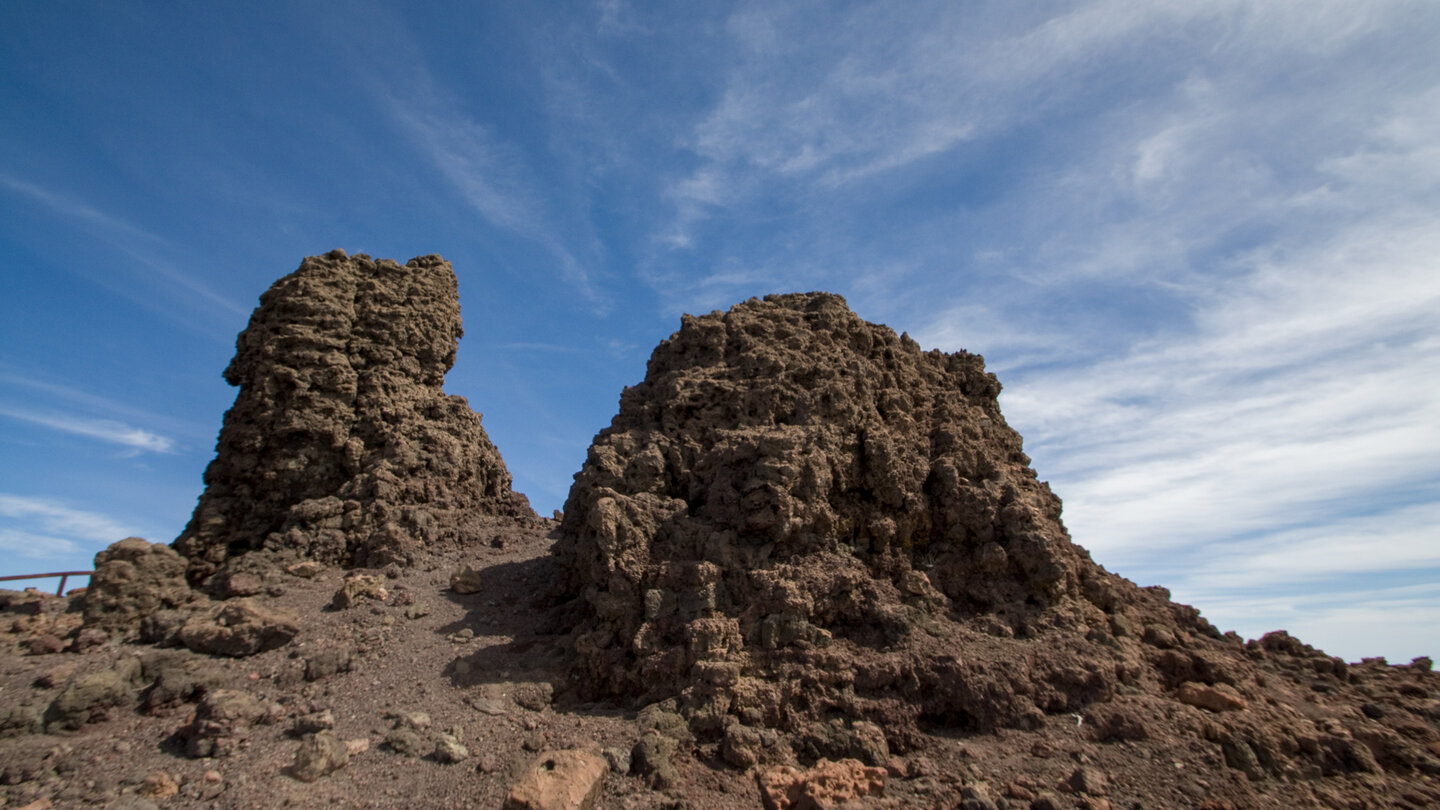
[290,710,335,736]
[178,599,300,657]
[45,657,143,730]
[450,565,483,594]
[82,538,192,631]
[405,603,431,619]
[345,738,370,756]
[178,688,271,758]
[434,732,469,763]
[304,647,354,681]
[393,710,432,731]
[1176,682,1247,713]
[1065,766,1109,796]
[291,730,350,782]
[25,634,65,655]
[332,574,387,609]
[1028,794,1064,810]
[631,733,679,789]
[1,703,45,737]
[141,652,226,711]
[286,561,322,579]
[173,251,533,584]
[385,728,426,758]
[135,771,178,799]
[512,682,554,712]
[503,749,607,810]
[35,662,78,689]
[69,627,108,652]
[602,747,631,774]
[469,697,508,716]
[756,758,886,810]
[1143,624,1179,649]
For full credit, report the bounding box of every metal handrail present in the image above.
[0,570,93,597]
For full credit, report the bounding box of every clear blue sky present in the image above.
[2,1,1436,663]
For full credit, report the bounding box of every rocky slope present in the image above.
[174,250,532,585]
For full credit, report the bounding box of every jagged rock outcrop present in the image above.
[175,250,531,583]
[551,293,1440,785]
[554,293,1119,743]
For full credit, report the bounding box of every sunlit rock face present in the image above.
[553,292,1126,751]
[175,250,530,583]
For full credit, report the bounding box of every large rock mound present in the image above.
[175,250,531,582]
[552,293,1440,783]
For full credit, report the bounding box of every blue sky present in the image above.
[2,1,1437,663]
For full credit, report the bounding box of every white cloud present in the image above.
[0,529,80,559]
[0,494,137,545]
[0,407,177,454]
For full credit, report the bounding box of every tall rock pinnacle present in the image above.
[175,250,530,582]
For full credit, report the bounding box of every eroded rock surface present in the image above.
[83,538,192,631]
[174,250,532,583]
[554,293,1118,742]
[550,292,1440,791]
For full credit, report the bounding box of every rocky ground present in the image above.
[2,517,1438,810]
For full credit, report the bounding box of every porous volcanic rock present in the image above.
[174,250,532,583]
[551,292,1440,789]
[82,537,192,630]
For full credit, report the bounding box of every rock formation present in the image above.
[552,292,1440,783]
[174,250,530,583]
[82,538,192,630]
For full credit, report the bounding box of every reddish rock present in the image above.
[1176,681,1247,713]
[502,749,607,810]
[756,758,885,810]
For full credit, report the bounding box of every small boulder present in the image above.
[1176,682,1247,713]
[756,758,886,810]
[136,771,179,799]
[434,732,469,763]
[450,565,483,594]
[179,599,300,657]
[83,538,192,631]
[503,749,607,810]
[291,730,350,782]
[332,574,387,609]
[45,656,143,730]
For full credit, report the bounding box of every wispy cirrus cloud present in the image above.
[0,407,177,454]
[626,0,1440,659]
[0,493,137,545]
[0,172,247,322]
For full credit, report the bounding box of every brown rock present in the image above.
[552,293,1109,740]
[35,662,78,689]
[173,251,533,584]
[136,771,179,799]
[503,749,607,810]
[331,574,386,609]
[291,730,350,782]
[24,634,65,655]
[82,538,191,630]
[286,561,322,579]
[1176,681,1247,712]
[178,599,300,657]
[450,565,483,594]
[756,758,885,810]
[178,688,271,758]
[1065,765,1109,795]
